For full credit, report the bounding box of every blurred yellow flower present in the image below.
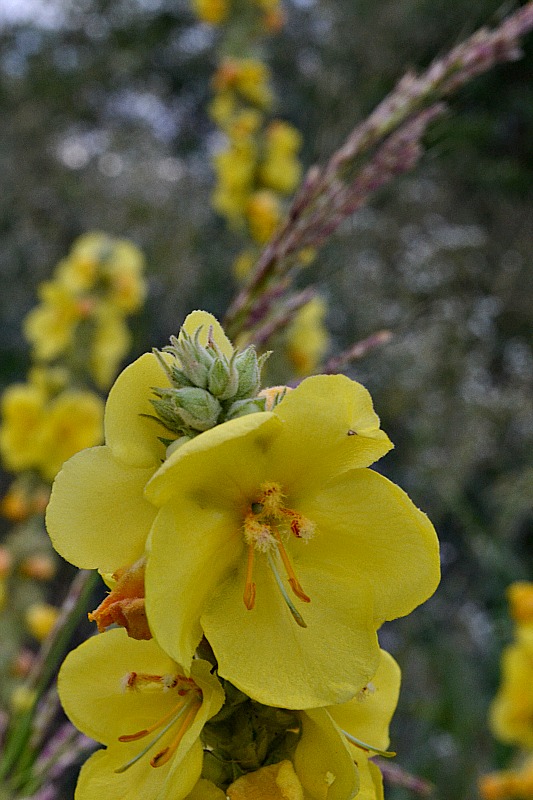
[39,389,105,481]
[23,282,87,362]
[0,382,47,472]
[285,296,329,377]
[0,374,104,481]
[246,189,281,244]
[490,640,533,749]
[90,307,132,390]
[25,602,59,641]
[191,0,229,24]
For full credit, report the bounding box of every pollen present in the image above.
[241,482,316,624]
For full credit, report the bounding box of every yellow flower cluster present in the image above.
[47,310,440,800]
[0,367,104,482]
[210,60,302,252]
[479,582,533,800]
[192,0,302,271]
[24,232,147,389]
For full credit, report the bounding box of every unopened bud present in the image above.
[234,348,270,400]
[225,397,267,420]
[173,387,222,431]
[208,356,239,400]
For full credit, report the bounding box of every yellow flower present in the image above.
[490,640,533,748]
[144,374,439,708]
[191,0,229,24]
[90,307,132,390]
[39,389,104,481]
[260,121,302,195]
[213,59,273,109]
[0,382,47,472]
[58,232,146,314]
[58,628,224,800]
[226,649,400,800]
[23,281,87,361]
[246,189,281,244]
[25,602,59,641]
[285,297,329,377]
[46,312,233,574]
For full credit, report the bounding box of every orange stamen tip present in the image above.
[150,747,170,768]
[243,582,256,610]
[289,578,311,603]
[118,730,148,742]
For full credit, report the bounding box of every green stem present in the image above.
[0,569,99,786]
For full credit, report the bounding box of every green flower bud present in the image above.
[208,355,239,400]
[225,397,267,420]
[172,386,222,431]
[233,348,270,400]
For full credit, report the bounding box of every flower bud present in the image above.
[172,387,222,431]
[225,397,267,420]
[234,348,270,400]
[208,356,239,400]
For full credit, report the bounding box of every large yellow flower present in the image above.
[58,628,224,800]
[144,374,439,708]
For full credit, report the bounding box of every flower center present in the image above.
[242,482,315,627]
[115,671,202,773]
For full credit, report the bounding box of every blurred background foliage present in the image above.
[0,0,532,798]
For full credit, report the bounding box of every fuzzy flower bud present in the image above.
[234,348,270,400]
[170,387,222,431]
[207,355,240,400]
[225,397,267,420]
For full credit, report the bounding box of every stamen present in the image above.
[243,544,256,610]
[114,702,191,773]
[273,532,310,603]
[150,700,201,768]
[118,697,188,742]
[342,730,396,758]
[267,551,307,628]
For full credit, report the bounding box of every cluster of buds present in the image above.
[151,326,271,439]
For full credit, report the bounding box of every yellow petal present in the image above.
[328,649,401,753]
[145,412,281,507]
[58,629,178,744]
[203,563,380,709]
[46,446,156,570]
[294,708,358,800]
[185,779,227,800]
[145,497,243,669]
[181,310,233,359]
[105,352,171,469]
[227,761,304,800]
[299,468,440,624]
[74,739,203,800]
[268,375,393,496]
[352,755,383,800]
